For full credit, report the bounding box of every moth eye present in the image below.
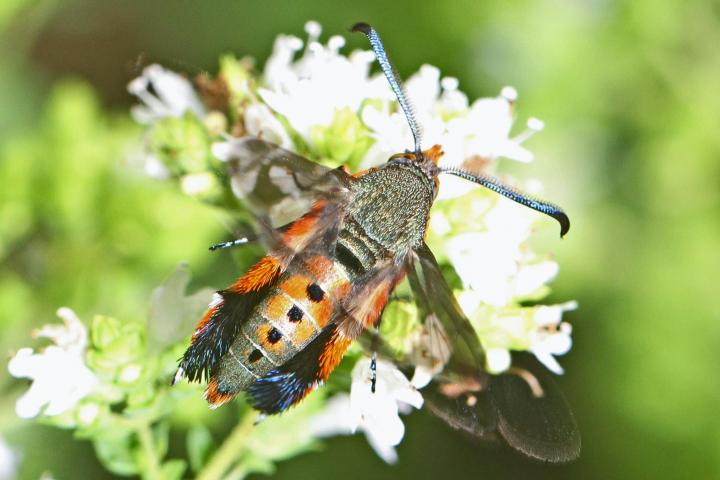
[248,349,263,363]
[306,283,325,302]
[287,305,303,322]
[267,327,283,344]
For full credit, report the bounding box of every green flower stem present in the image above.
[198,411,258,480]
[224,463,248,480]
[138,424,162,480]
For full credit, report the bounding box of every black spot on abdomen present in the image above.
[248,349,263,363]
[307,283,324,302]
[267,327,282,344]
[287,305,303,322]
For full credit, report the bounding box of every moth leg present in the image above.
[370,317,383,394]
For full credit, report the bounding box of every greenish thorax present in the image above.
[349,161,435,254]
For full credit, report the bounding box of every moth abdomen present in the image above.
[205,254,352,409]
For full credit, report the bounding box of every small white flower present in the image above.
[143,154,171,180]
[119,364,142,383]
[469,301,576,375]
[77,403,100,425]
[243,103,294,149]
[310,357,422,464]
[179,172,217,197]
[7,308,98,419]
[128,64,205,124]
[361,76,541,173]
[528,301,577,374]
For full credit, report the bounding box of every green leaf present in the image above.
[161,460,187,480]
[148,263,214,350]
[187,424,214,473]
[93,429,139,476]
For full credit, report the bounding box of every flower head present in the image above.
[311,357,423,464]
[8,307,98,419]
[458,292,576,375]
[528,302,577,374]
[128,64,206,124]
[362,80,543,172]
[259,21,380,150]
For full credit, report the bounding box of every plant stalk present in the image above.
[197,411,258,480]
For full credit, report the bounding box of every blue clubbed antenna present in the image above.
[441,167,571,238]
[352,22,423,158]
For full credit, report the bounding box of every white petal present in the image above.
[485,347,512,374]
[363,404,405,447]
[243,103,294,149]
[364,430,398,464]
[531,348,565,375]
[410,365,433,389]
[309,394,354,438]
[534,301,578,327]
[146,64,205,118]
[7,348,36,377]
[406,64,441,114]
[304,20,321,39]
[15,382,48,418]
[549,332,573,355]
[494,140,534,163]
[143,154,170,180]
[77,403,100,425]
[513,260,559,297]
[210,141,233,161]
[127,64,205,123]
[500,86,518,102]
[180,172,214,196]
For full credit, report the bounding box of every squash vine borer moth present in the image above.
[174,22,580,462]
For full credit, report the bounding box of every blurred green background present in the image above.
[1,0,718,478]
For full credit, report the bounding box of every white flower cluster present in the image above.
[126,20,576,463]
[7,308,98,419]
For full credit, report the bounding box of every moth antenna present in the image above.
[441,167,570,238]
[209,237,250,251]
[352,22,423,158]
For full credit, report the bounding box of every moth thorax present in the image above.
[350,163,434,252]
